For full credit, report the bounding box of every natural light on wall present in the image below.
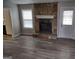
[63,10,73,25]
[22,9,33,28]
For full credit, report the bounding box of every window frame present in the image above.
[21,9,33,29]
[62,10,74,25]
[61,7,74,26]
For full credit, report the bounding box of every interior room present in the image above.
[3,0,75,59]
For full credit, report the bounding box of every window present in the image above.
[22,9,33,28]
[63,10,73,25]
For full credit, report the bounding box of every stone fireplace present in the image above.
[35,15,54,34]
[34,3,57,34]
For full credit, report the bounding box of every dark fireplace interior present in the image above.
[39,19,52,33]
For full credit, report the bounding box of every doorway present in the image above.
[3,8,12,40]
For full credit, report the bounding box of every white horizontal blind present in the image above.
[63,10,73,25]
[22,9,33,28]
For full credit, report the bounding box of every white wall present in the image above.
[57,1,75,39]
[3,0,21,37]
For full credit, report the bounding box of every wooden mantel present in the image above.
[36,15,54,19]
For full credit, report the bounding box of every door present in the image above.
[3,8,12,35]
[59,7,75,39]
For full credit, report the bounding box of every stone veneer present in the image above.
[33,3,58,34]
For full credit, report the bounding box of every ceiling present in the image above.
[4,0,74,4]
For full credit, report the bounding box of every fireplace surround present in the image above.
[35,15,54,33]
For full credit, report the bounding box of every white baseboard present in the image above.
[57,36,75,40]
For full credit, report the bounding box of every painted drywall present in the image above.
[3,8,12,35]
[3,0,21,37]
[57,1,75,39]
